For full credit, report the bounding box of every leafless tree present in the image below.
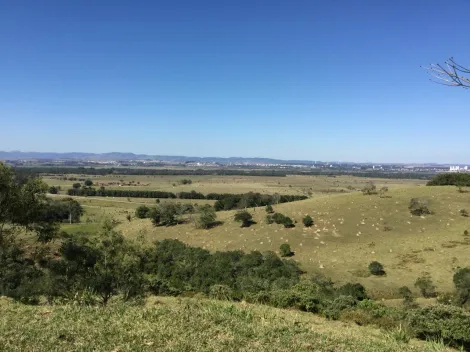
[423,57,469,89]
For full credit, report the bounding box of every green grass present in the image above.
[0,296,453,352]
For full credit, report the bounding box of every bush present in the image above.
[338,283,368,301]
[408,198,431,216]
[48,186,59,194]
[368,261,385,276]
[323,295,357,320]
[460,209,469,217]
[135,205,150,219]
[414,275,437,298]
[427,173,470,186]
[282,216,295,228]
[453,267,470,306]
[195,205,217,229]
[398,286,414,306]
[272,213,286,224]
[72,183,81,189]
[265,215,274,224]
[362,182,377,195]
[209,284,233,300]
[379,186,389,198]
[302,215,314,227]
[234,210,253,227]
[84,179,93,187]
[406,305,470,349]
[265,205,274,213]
[464,230,469,236]
[279,243,293,257]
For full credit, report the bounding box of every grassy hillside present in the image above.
[0,296,453,352]
[113,185,469,297]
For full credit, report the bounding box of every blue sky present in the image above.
[1,0,469,163]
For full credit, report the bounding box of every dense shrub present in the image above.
[460,209,469,217]
[406,305,470,349]
[414,275,437,298]
[408,198,431,216]
[209,284,234,300]
[282,216,295,228]
[453,267,470,306]
[279,243,293,257]
[265,215,274,224]
[48,186,59,194]
[368,261,385,276]
[323,295,358,320]
[302,215,314,227]
[135,205,151,219]
[265,205,274,213]
[84,179,93,187]
[338,283,368,301]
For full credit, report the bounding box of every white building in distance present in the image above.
[450,166,469,172]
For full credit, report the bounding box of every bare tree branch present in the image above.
[423,57,470,89]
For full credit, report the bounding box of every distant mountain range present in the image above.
[0,151,321,165]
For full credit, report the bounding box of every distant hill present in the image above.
[0,150,319,165]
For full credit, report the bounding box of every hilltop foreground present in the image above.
[0,297,453,352]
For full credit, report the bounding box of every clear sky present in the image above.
[1,0,469,163]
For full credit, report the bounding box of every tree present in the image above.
[135,205,150,219]
[415,275,437,298]
[234,210,253,227]
[368,261,385,276]
[362,182,377,195]
[72,183,81,190]
[48,186,59,194]
[423,57,470,89]
[84,179,93,187]
[279,243,293,257]
[409,198,431,216]
[265,205,274,214]
[303,215,314,227]
[195,205,217,229]
[0,163,60,243]
[453,267,470,306]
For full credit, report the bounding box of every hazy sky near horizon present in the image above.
[1,0,469,163]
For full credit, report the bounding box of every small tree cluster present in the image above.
[271,213,295,228]
[195,205,217,229]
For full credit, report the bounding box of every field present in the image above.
[44,174,470,298]
[0,296,453,352]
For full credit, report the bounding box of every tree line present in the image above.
[427,173,470,186]
[15,166,434,180]
[66,187,308,210]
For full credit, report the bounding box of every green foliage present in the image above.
[135,205,150,219]
[427,173,470,186]
[302,215,314,227]
[368,261,385,276]
[338,283,368,301]
[464,230,469,236]
[408,198,431,216]
[406,305,470,349]
[44,198,84,223]
[265,205,274,213]
[234,210,253,227]
[362,182,377,195]
[414,275,437,298]
[453,267,470,306]
[178,179,192,185]
[398,286,414,306]
[84,179,93,187]
[48,186,59,194]
[195,204,217,229]
[265,215,274,224]
[209,284,234,300]
[72,183,81,189]
[323,295,357,320]
[460,209,469,217]
[279,243,293,257]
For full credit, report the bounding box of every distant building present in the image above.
[450,165,469,172]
